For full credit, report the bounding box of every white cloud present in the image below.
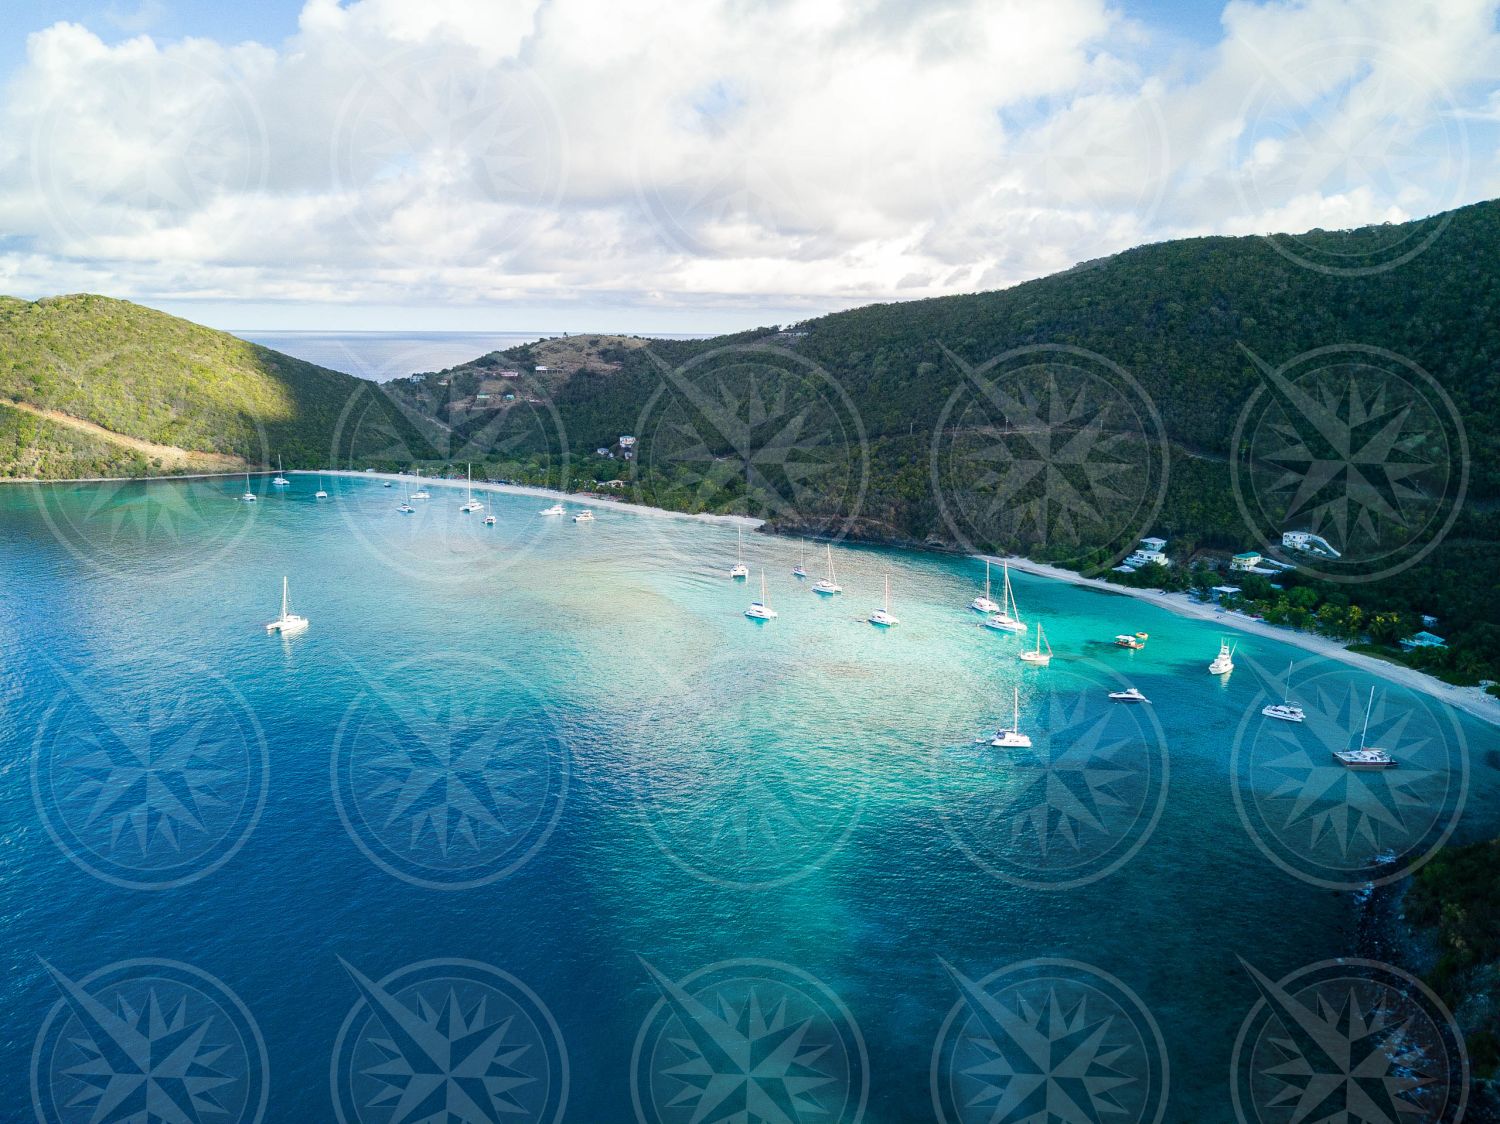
[0,0,1496,324]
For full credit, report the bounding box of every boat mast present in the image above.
[1361,685,1374,746]
[985,560,991,601]
[282,576,289,619]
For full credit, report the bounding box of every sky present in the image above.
[0,0,1496,333]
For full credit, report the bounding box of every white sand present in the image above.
[990,554,1500,730]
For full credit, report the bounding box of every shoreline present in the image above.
[990,554,1500,730]
[5,468,1494,726]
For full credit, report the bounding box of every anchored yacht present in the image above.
[1108,687,1150,703]
[1261,660,1305,722]
[812,544,841,594]
[983,563,1026,633]
[1019,622,1052,665]
[970,559,1000,614]
[989,687,1032,749]
[868,573,899,627]
[573,509,594,522]
[264,576,309,636]
[1334,686,1397,769]
[745,571,778,620]
[540,503,566,516]
[240,473,257,502]
[1209,638,1235,675]
[459,464,483,512]
[272,456,290,487]
[730,527,749,579]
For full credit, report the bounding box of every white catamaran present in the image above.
[812,544,841,594]
[1261,660,1305,722]
[869,572,899,626]
[730,527,749,580]
[1019,622,1052,665]
[984,562,1026,633]
[265,576,309,636]
[459,464,483,512]
[241,472,257,502]
[970,559,1000,614]
[793,540,808,579]
[745,571,778,620]
[989,686,1032,748]
[272,456,289,487]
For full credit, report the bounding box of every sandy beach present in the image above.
[991,554,1500,730]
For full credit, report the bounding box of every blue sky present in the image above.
[0,0,1495,332]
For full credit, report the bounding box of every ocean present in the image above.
[1,474,1489,1122]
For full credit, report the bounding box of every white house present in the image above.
[1140,537,1167,553]
[499,369,521,378]
[1230,551,1262,572]
[535,365,550,373]
[1281,530,1341,558]
[618,435,637,448]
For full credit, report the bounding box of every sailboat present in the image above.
[812,544,841,594]
[1334,686,1397,769]
[970,559,1000,614]
[745,570,778,620]
[315,473,328,499]
[730,527,749,579]
[240,472,257,502]
[1019,622,1053,665]
[459,463,483,512]
[869,572,899,626]
[1261,660,1305,721]
[1208,638,1235,674]
[983,562,1026,633]
[264,576,309,636]
[272,456,290,487]
[989,686,1032,748]
[398,484,414,514]
[792,540,808,579]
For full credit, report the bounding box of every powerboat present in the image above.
[1114,634,1145,649]
[812,544,841,594]
[573,509,594,522]
[970,559,1000,614]
[1108,687,1150,703]
[264,576,309,636]
[1209,638,1235,675]
[540,503,566,516]
[989,687,1032,748]
[1261,660,1305,721]
[745,571,778,620]
[869,573,899,627]
[1334,686,1397,769]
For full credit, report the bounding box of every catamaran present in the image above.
[1209,638,1235,675]
[483,515,496,526]
[398,485,414,513]
[1108,686,1150,703]
[241,472,257,502]
[812,544,841,594]
[745,571,778,620]
[459,464,483,512]
[272,456,289,487]
[1334,686,1397,769]
[793,540,808,579]
[869,573,899,626]
[411,486,431,500]
[989,686,1032,748]
[1019,622,1053,665]
[264,576,309,636]
[983,562,1026,633]
[970,559,1000,614]
[1261,660,1305,722]
[730,527,749,579]
[540,503,566,516]
[315,474,329,499]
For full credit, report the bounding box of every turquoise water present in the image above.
[1,475,1492,1121]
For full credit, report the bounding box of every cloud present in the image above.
[0,0,1496,320]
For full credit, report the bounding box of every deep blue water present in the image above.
[0,475,1492,1122]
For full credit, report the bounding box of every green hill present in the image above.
[0,294,431,478]
[393,200,1500,680]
